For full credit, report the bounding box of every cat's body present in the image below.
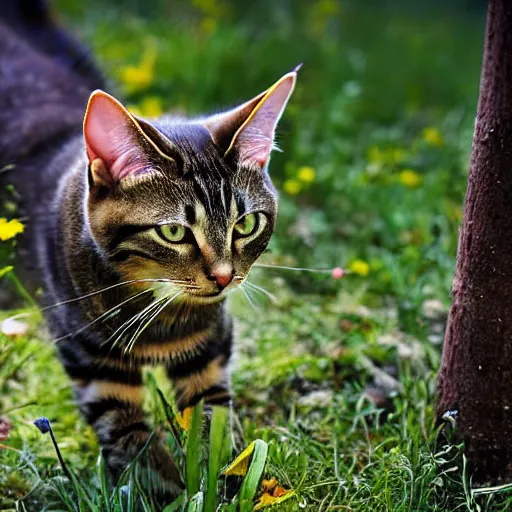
[0,2,296,502]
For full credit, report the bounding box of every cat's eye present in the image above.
[157,224,187,243]
[234,213,258,237]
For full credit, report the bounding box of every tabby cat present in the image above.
[0,0,297,501]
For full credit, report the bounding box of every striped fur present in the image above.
[0,4,296,502]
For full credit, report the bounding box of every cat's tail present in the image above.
[0,0,105,90]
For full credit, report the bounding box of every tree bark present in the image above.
[437,0,512,484]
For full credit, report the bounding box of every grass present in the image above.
[3,0,512,510]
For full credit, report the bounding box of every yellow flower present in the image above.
[297,166,316,183]
[283,179,302,195]
[127,105,142,117]
[399,169,422,188]
[422,127,443,146]
[176,407,193,431]
[119,43,156,94]
[368,146,407,166]
[0,218,24,241]
[348,259,370,277]
[137,96,163,117]
[255,477,295,510]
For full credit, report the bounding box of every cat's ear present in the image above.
[204,68,299,169]
[83,90,154,187]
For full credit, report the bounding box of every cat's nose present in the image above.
[207,263,234,290]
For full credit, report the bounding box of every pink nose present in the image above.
[208,263,234,290]
[213,272,233,290]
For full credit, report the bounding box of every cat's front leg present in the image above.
[166,354,232,411]
[68,359,183,501]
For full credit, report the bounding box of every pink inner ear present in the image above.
[84,92,148,180]
[234,75,296,168]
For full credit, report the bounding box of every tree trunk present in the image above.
[437,0,512,485]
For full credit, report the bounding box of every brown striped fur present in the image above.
[0,2,297,504]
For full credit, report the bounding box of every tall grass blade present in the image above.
[205,406,230,511]
[186,401,204,497]
[239,439,268,512]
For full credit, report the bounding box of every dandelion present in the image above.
[348,259,370,277]
[283,179,301,195]
[297,166,316,183]
[127,104,142,116]
[119,42,156,94]
[368,146,408,166]
[0,218,24,241]
[132,96,163,117]
[422,127,443,146]
[399,169,422,188]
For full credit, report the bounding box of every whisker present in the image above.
[124,292,182,354]
[39,278,189,313]
[253,263,335,274]
[240,284,259,312]
[105,295,168,350]
[125,294,177,349]
[243,281,278,304]
[5,278,194,323]
[52,289,153,344]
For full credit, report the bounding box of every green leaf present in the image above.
[239,439,268,512]
[186,491,204,512]
[0,266,13,279]
[205,406,231,512]
[186,401,204,497]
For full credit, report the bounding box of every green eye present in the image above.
[234,213,258,236]
[158,224,187,243]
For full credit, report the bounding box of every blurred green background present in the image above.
[54,0,485,331]
[2,1,498,509]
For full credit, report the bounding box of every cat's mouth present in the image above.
[182,289,226,303]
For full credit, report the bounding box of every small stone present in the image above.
[298,390,333,408]
[422,299,447,320]
[1,318,29,337]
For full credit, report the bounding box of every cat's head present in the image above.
[82,70,297,303]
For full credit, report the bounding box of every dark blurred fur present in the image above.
[0,2,293,505]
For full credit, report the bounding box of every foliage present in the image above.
[4,0,512,511]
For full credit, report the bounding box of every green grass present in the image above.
[4,0,512,510]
